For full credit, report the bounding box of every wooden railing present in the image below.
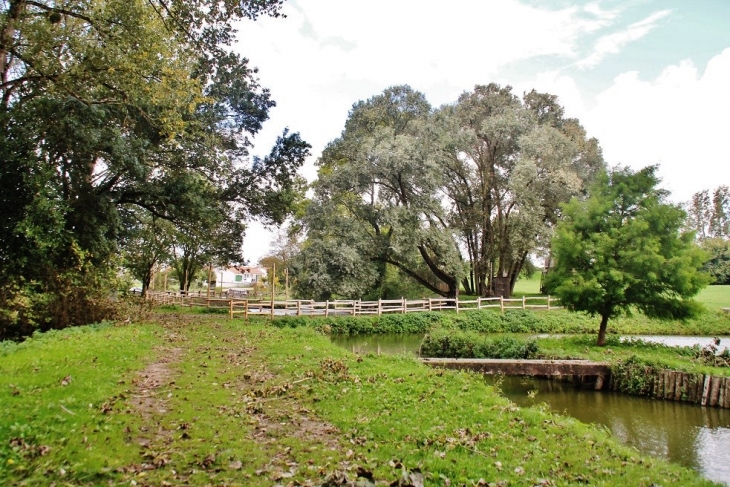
[142,291,561,320]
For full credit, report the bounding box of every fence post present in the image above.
[402,297,406,314]
[229,298,233,320]
[325,300,330,317]
[547,295,551,310]
[522,295,526,309]
[428,298,432,311]
[297,300,301,317]
[500,296,504,314]
[455,298,460,314]
[244,300,249,320]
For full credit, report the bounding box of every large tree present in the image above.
[121,210,175,296]
[302,85,464,298]
[0,0,308,337]
[439,86,603,296]
[545,166,709,346]
[298,84,602,300]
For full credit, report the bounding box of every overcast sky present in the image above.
[234,0,730,264]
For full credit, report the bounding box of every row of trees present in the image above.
[248,85,712,347]
[684,186,730,284]
[0,0,308,338]
[293,85,603,300]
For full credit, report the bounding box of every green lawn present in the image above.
[1,320,717,486]
[696,285,730,310]
[513,275,730,312]
[512,273,542,296]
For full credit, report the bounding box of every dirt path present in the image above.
[128,345,183,447]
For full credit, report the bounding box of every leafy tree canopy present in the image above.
[0,0,308,338]
[545,165,709,345]
[297,84,602,300]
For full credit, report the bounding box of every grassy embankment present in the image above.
[1,317,719,486]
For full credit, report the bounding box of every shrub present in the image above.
[420,328,540,359]
[272,312,441,335]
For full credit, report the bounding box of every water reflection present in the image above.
[330,333,730,484]
[489,376,730,485]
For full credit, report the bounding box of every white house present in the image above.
[214,266,267,289]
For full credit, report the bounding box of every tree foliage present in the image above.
[440,86,603,296]
[545,166,709,346]
[0,0,308,338]
[297,84,602,300]
[684,186,730,284]
[700,238,730,285]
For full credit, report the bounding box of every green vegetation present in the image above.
[0,0,308,340]
[296,84,603,300]
[696,285,730,310]
[416,329,730,377]
[271,308,730,337]
[0,319,717,486]
[536,335,730,377]
[512,272,542,296]
[421,329,540,359]
[546,165,709,345]
[0,323,159,480]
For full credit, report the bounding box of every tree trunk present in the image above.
[1,0,26,108]
[141,266,152,298]
[597,314,609,346]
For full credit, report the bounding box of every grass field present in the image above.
[696,285,730,310]
[512,273,542,296]
[0,318,718,486]
[513,274,730,312]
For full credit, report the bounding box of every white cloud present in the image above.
[576,10,672,69]
[582,48,730,202]
[235,0,617,262]
[232,2,727,262]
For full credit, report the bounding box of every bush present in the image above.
[0,268,121,341]
[420,328,540,359]
[447,310,503,332]
[272,312,442,335]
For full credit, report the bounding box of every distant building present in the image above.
[214,266,267,288]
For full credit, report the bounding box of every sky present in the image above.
[233,0,730,264]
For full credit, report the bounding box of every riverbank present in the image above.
[0,317,718,486]
[268,307,730,336]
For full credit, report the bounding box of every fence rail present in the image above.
[140,291,562,320]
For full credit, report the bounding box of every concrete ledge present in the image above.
[420,358,611,376]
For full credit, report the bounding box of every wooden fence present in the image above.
[142,291,561,320]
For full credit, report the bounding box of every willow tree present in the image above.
[300,85,465,298]
[438,85,604,296]
[298,85,603,300]
[545,166,709,346]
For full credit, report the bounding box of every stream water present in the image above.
[330,333,730,485]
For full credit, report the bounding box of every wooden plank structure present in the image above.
[421,358,611,377]
[144,292,562,318]
[422,359,730,408]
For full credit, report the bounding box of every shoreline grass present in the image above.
[0,319,720,486]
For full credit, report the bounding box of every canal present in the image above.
[331,333,730,485]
